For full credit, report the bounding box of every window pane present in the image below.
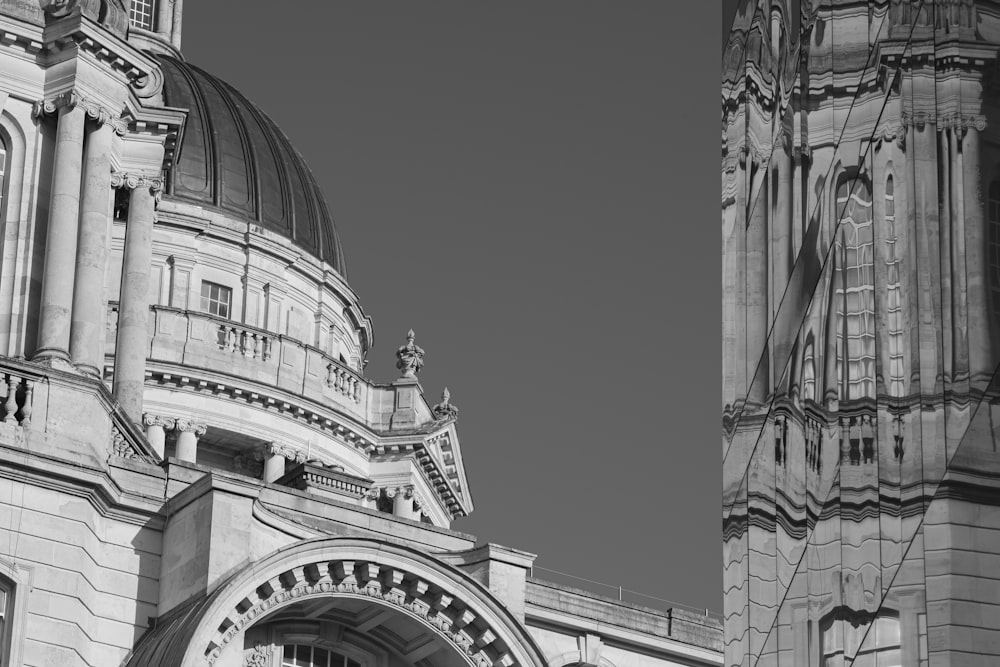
[200,281,232,319]
[129,0,155,29]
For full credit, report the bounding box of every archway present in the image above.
[127,538,548,667]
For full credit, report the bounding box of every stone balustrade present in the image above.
[0,370,34,427]
[218,323,271,361]
[326,364,361,402]
[105,305,375,425]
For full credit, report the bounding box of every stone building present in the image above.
[723,0,1000,665]
[0,2,722,666]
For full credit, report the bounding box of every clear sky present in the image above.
[181,2,723,614]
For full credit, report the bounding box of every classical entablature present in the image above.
[126,538,550,667]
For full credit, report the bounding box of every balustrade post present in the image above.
[3,376,17,423]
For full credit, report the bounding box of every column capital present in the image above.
[385,485,414,499]
[175,419,207,437]
[143,414,175,430]
[111,171,164,197]
[256,441,300,462]
[34,92,127,135]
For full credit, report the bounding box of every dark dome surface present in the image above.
[157,55,347,276]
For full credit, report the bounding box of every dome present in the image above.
[156,54,347,276]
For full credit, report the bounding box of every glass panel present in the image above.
[129,0,155,30]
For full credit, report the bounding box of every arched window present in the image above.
[802,337,816,402]
[129,0,155,30]
[0,134,7,225]
[283,645,362,667]
[835,177,875,400]
[884,175,905,397]
[989,181,1000,320]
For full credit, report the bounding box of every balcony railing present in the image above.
[106,305,373,424]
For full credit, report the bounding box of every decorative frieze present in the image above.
[203,558,517,667]
[900,111,986,133]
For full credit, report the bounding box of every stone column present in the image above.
[143,414,174,458]
[156,0,174,37]
[171,0,184,49]
[35,97,86,362]
[175,419,206,462]
[772,133,793,375]
[112,174,160,423]
[389,486,415,520]
[962,122,991,383]
[70,116,118,375]
[938,129,954,385]
[951,126,969,383]
[262,443,286,483]
[746,153,770,405]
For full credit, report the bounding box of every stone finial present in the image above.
[432,387,459,422]
[395,329,425,379]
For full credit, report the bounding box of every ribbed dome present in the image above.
[157,55,347,276]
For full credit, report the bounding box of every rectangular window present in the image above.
[129,0,155,30]
[200,281,232,319]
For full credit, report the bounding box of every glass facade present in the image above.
[722,1,1000,665]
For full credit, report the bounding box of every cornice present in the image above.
[138,363,378,455]
[40,12,156,82]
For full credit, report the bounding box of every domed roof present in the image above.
[156,55,347,276]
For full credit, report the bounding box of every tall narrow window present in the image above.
[835,177,875,400]
[0,136,7,225]
[0,575,14,665]
[200,281,232,319]
[802,338,816,402]
[129,0,155,30]
[885,175,905,396]
[989,181,1000,320]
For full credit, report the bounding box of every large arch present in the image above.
[127,537,549,667]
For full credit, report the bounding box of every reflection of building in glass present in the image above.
[0,2,725,666]
[723,0,1000,665]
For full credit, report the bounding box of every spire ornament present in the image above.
[395,329,425,379]
[432,387,459,422]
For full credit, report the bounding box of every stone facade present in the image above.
[723,1,1000,665]
[0,2,721,666]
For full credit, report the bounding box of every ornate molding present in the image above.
[243,643,271,667]
[175,419,207,437]
[203,559,515,667]
[109,425,155,463]
[395,330,425,379]
[432,388,459,422]
[111,171,164,198]
[33,92,127,135]
[900,111,986,133]
[143,414,175,430]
